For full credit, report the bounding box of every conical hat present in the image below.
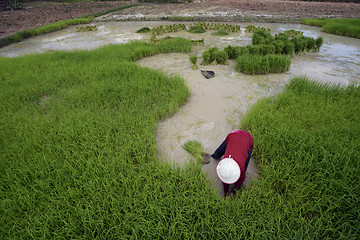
[216,157,241,184]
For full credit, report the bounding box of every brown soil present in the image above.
[1,0,360,39]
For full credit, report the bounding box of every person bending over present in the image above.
[212,130,254,197]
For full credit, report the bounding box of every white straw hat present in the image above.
[216,156,241,184]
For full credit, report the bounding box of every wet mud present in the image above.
[1,21,359,197]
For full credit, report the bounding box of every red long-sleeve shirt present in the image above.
[223,130,254,190]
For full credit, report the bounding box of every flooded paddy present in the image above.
[1,21,359,196]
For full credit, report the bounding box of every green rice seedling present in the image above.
[291,37,306,54]
[136,27,151,33]
[224,45,236,59]
[236,54,269,75]
[282,41,295,56]
[246,45,263,55]
[245,25,271,33]
[1,39,359,238]
[155,37,192,53]
[241,77,360,239]
[190,39,204,46]
[215,50,229,65]
[76,25,98,32]
[266,54,291,73]
[212,30,230,36]
[190,55,198,70]
[182,140,207,164]
[270,40,285,54]
[187,25,206,34]
[315,37,323,51]
[236,54,290,75]
[201,47,219,65]
[274,33,289,42]
[201,50,211,65]
[302,18,328,27]
[283,30,303,38]
[224,45,249,59]
[302,18,360,39]
[261,44,276,55]
[252,30,274,45]
[302,37,316,51]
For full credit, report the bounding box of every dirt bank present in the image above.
[1,0,360,39]
[0,1,129,38]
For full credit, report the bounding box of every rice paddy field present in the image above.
[1,20,360,239]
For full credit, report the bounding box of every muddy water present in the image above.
[1,21,359,197]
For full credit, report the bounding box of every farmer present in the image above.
[212,130,254,197]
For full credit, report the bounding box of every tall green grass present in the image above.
[302,18,360,39]
[236,54,291,75]
[241,77,360,238]
[1,40,359,238]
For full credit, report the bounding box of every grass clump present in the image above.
[302,18,360,39]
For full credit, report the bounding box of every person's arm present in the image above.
[211,140,226,160]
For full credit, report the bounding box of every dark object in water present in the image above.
[201,70,215,79]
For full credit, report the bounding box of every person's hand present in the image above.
[202,153,211,164]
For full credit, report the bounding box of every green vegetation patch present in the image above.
[302,18,360,39]
[136,27,151,33]
[212,30,230,36]
[76,25,98,32]
[183,140,205,163]
[187,25,206,34]
[241,77,360,239]
[0,39,359,238]
[150,24,187,35]
[245,25,270,33]
[201,47,228,65]
[202,29,322,74]
[236,54,291,75]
